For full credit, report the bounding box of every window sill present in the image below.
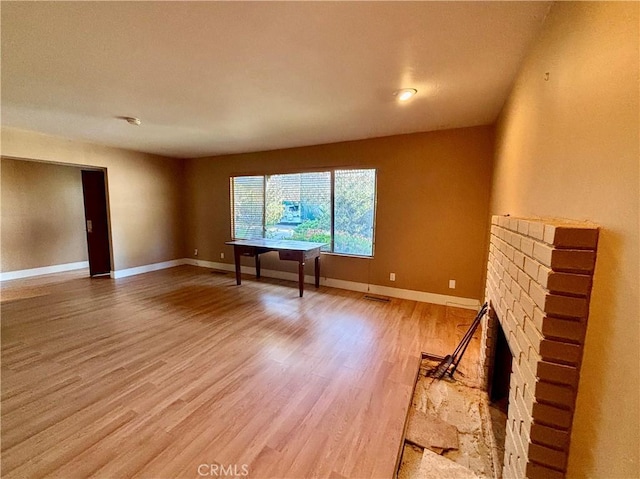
[321,252,374,260]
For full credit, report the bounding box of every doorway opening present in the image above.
[81,170,112,277]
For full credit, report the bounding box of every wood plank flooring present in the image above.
[1,265,479,479]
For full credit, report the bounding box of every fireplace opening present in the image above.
[490,320,512,411]
[488,319,512,477]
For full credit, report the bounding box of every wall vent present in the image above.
[363,294,390,303]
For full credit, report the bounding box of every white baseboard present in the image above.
[110,259,186,279]
[0,261,89,282]
[183,258,480,310]
[1,257,480,309]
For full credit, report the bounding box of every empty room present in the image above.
[1,2,638,479]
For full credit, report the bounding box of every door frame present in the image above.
[1,156,115,277]
[81,168,113,276]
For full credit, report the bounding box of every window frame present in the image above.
[230,168,377,258]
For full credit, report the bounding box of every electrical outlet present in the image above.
[390,273,396,281]
[194,248,198,256]
[449,279,456,289]
[220,252,225,259]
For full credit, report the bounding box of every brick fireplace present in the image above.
[480,216,598,479]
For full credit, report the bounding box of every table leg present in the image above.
[315,256,320,288]
[298,261,305,297]
[255,254,261,279]
[233,247,242,285]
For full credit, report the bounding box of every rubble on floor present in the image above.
[397,357,499,479]
[488,401,507,476]
[406,408,459,454]
[418,449,480,479]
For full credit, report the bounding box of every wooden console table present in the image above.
[225,239,326,297]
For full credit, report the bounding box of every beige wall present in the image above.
[491,2,639,477]
[1,128,185,271]
[1,158,87,272]
[185,126,494,301]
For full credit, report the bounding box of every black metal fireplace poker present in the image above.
[433,302,488,380]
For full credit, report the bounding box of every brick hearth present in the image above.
[480,216,599,479]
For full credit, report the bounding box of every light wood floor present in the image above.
[1,265,480,479]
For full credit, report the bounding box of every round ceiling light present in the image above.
[124,117,141,126]
[394,88,418,101]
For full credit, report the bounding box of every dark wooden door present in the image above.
[81,170,111,276]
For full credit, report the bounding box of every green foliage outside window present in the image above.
[232,169,376,257]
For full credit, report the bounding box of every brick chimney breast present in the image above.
[480,216,599,479]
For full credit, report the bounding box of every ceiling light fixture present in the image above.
[394,88,418,101]
[124,116,141,126]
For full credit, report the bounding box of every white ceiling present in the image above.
[1,2,551,159]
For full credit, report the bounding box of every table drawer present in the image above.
[279,250,303,262]
[304,248,321,260]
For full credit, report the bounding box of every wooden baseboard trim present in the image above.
[0,261,89,281]
[184,258,480,309]
[3,257,480,310]
[110,259,186,279]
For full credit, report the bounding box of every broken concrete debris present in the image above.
[406,408,459,453]
[398,357,498,479]
[419,449,481,479]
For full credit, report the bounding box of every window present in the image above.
[232,176,264,239]
[231,169,377,257]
